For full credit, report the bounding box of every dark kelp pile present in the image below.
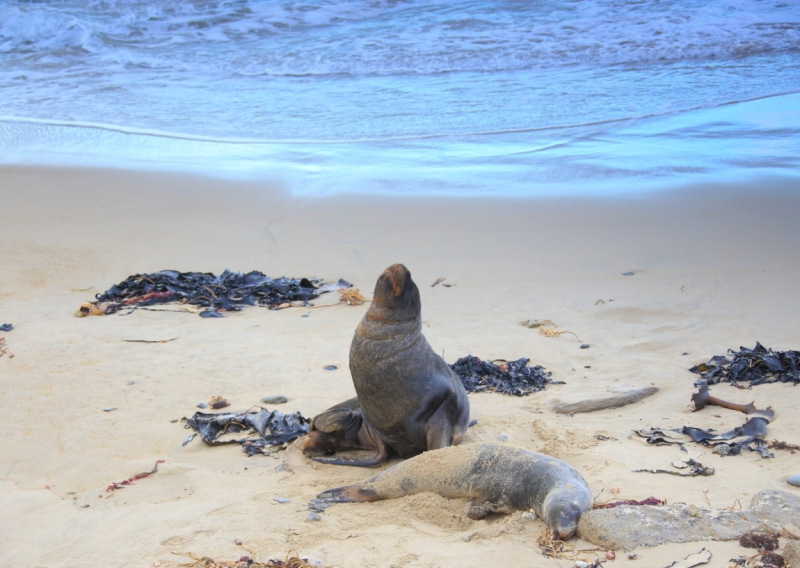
[449,356,561,396]
[634,415,774,458]
[690,343,800,386]
[86,270,350,315]
[182,408,310,456]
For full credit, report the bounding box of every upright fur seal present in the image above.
[308,264,470,466]
[311,443,593,539]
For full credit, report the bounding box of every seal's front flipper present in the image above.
[464,498,508,520]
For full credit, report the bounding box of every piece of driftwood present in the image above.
[552,386,658,415]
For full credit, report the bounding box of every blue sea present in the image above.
[1,0,799,196]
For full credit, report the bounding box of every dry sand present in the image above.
[1,166,799,567]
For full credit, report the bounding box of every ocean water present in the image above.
[1,0,799,196]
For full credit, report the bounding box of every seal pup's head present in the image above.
[543,494,585,540]
[369,263,421,320]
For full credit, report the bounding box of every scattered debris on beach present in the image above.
[593,497,666,510]
[634,458,715,477]
[173,550,317,568]
[664,548,711,568]
[739,532,780,551]
[535,529,603,564]
[0,323,12,332]
[634,404,776,459]
[691,381,775,420]
[77,270,351,316]
[690,343,800,386]
[520,318,556,329]
[106,459,164,492]
[0,336,12,359]
[449,356,562,396]
[338,287,367,305]
[182,408,310,456]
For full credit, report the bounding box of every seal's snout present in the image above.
[381,263,409,297]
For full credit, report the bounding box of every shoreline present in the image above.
[1,166,799,567]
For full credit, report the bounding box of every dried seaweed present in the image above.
[106,459,164,492]
[593,497,666,509]
[634,459,714,477]
[0,337,12,359]
[87,270,350,315]
[634,415,775,459]
[690,343,800,387]
[449,356,562,396]
[182,408,310,456]
[740,533,780,551]
[175,551,315,567]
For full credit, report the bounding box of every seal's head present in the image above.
[370,264,421,319]
[544,497,585,540]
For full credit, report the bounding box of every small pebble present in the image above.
[497,434,509,442]
[787,474,800,487]
[682,352,689,356]
[622,271,634,276]
[273,497,290,503]
[307,512,322,522]
[521,511,536,521]
[575,561,588,568]
[627,553,637,560]
[234,539,242,545]
[262,395,288,405]
[460,535,471,542]
[103,407,117,412]
[580,344,590,349]
[126,380,135,385]
[323,365,337,371]
[302,314,309,318]
[468,419,478,428]
[713,444,731,456]
[196,402,207,409]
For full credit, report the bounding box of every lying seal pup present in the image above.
[307,263,470,467]
[302,397,389,467]
[311,443,593,539]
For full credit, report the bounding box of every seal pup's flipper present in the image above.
[310,434,389,467]
[303,399,390,467]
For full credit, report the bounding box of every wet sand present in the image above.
[1,166,799,567]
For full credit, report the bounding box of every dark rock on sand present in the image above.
[577,489,800,550]
[787,474,800,487]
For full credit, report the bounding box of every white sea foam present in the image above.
[1,0,799,194]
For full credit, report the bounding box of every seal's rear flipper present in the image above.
[310,484,379,511]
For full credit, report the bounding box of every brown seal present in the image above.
[308,264,470,466]
[311,443,593,539]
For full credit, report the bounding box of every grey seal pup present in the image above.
[311,443,593,539]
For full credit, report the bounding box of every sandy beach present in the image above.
[1,166,799,567]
